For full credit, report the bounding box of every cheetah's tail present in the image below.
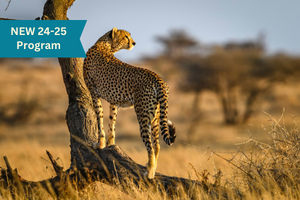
[167,120,176,144]
[159,105,176,145]
[157,83,176,146]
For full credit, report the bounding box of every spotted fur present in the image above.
[83,27,176,179]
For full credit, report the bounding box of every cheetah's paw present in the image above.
[92,142,106,149]
[144,163,155,179]
[144,170,155,179]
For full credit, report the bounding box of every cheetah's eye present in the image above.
[125,35,129,39]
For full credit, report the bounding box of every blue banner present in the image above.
[0,20,86,58]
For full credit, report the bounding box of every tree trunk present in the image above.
[242,90,259,124]
[221,91,238,125]
[57,57,99,168]
[187,91,202,142]
[217,87,239,124]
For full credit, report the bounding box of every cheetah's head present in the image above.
[110,27,136,53]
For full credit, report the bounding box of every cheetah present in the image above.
[83,27,176,179]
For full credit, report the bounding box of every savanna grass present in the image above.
[213,109,300,199]
[2,110,300,199]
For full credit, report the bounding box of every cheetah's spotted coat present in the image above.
[83,27,176,179]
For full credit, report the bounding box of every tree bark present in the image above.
[0,0,208,198]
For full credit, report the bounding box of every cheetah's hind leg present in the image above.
[151,107,160,170]
[141,114,156,179]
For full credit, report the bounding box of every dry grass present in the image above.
[1,59,300,199]
[207,109,300,199]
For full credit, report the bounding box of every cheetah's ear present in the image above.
[110,27,118,39]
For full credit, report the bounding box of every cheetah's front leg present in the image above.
[92,96,106,149]
[107,104,118,146]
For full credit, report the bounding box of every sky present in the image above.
[1,0,300,62]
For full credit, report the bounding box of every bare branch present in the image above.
[5,0,11,11]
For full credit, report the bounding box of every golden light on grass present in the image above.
[1,60,300,199]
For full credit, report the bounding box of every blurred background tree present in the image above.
[155,29,199,58]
